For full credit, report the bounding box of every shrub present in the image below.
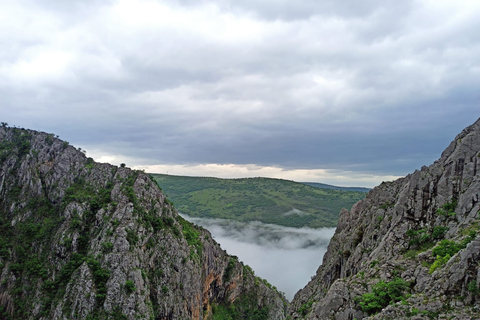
[432,226,449,239]
[86,257,110,303]
[380,202,394,210]
[432,240,461,258]
[299,301,314,316]
[436,199,457,216]
[101,242,113,253]
[406,228,431,247]
[467,280,480,295]
[429,254,451,274]
[223,259,237,283]
[85,157,94,169]
[429,233,476,274]
[125,280,136,294]
[163,217,174,227]
[125,228,139,246]
[460,231,477,247]
[355,278,410,314]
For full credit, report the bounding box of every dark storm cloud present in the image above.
[1,0,479,185]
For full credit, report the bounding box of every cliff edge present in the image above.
[290,118,480,319]
[0,126,287,320]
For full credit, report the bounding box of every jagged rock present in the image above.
[0,127,287,319]
[290,118,480,319]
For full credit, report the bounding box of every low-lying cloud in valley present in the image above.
[181,214,336,300]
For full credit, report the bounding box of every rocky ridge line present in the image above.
[0,126,287,320]
[289,118,480,319]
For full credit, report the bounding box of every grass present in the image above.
[150,174,366,228]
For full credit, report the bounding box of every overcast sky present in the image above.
[2,0,479,187]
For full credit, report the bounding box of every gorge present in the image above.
[1,117,480,319]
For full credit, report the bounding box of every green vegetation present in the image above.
[86,257,111,303]
[150,174,366,228]
[404,225,450,261]
[85,157,95,169]
[1,128,287,319]
[355,278,410,314]
[467,280,480,296]
[380,202,395,210]
[429,232,476,274]
[406,226,449,249]
[125,228,139,246]
[63,178,114,212]
[436,199,458,217]
[298,301,314,316]
[211,292,270,320]
[0,127,32,165]
[0,128,119,318]
[223,258,237,283]
[101,241,113,253]
[124,280,136,294]
[209,262,279,320]
[178,216,203,260]
[300,182,370,193]
[429,254,451,274]
[432,226,449,239]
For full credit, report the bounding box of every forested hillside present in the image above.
[151,174,366,228]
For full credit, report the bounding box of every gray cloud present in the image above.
[182,214,335,300]
[1,0,479,185]
[167,0,414,22]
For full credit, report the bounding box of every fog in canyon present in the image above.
[181,214,335,300]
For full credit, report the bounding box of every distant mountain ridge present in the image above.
[150,174,366,228]
[301,182,371,193]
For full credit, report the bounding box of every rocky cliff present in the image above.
[289,119,480,319]
[0,126,287,320]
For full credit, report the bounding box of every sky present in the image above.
[1,0,479,187]
[182,214,335,300]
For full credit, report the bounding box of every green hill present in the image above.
[150,174,367,228]
[301,182,370,193]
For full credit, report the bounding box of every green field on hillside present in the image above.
[150,174,367,228]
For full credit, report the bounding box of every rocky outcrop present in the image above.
[0,126,287,319]
[290,119,480,319]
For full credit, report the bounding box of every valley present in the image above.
[151,174,366,228]
[2,119,480,319]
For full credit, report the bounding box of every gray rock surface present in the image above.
[0,127,287,319]
[290,118,480,319]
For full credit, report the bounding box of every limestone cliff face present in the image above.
[0,126,287,320]
[290,119,480,319]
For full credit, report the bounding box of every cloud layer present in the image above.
[182,214,336,300]
[2,0,479,186]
